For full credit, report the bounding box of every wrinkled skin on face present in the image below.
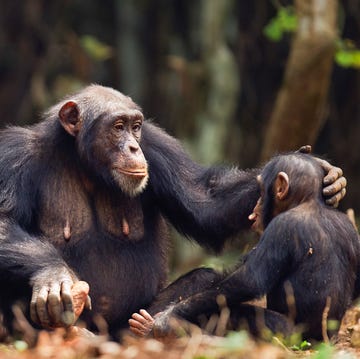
[59,94,149,197]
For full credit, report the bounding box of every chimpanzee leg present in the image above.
[148,268,222,315]
[229,304,294,338]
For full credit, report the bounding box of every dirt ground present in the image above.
[0,305,360,359]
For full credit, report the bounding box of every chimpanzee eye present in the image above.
[114,121,124,131]
[133,123,142,132]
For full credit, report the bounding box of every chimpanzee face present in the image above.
[106,112,149,196]
[248,176,265,234]
[248,197,264,234]
[58,99,149,197]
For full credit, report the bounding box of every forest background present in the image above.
[0,0,359,274]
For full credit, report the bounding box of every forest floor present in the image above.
[1,306,360,359]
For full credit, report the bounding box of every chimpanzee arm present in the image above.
[0,216,79,328]
[157,217,293,322]
[0,128,80,328]
[141,122,260,251]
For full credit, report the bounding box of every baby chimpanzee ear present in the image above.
[275,172,289,201]
[59,101,82,137]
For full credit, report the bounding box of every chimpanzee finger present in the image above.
[30,289,40,324]
[36,286,51,328]
[47,282,62,326]
[139,309,154,322]
[323,177,347,197]
[297,145,312,154]
[61,281,75,326]
[131,312,148,324]
[325,188,346,208]
[323,166,343,185]
[129,318,146,330]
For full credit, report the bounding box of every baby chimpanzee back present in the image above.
[137,153,360,341]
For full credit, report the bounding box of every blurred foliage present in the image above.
[311,343,335,359]
[336,39,360,69]
[290,339,312,351]
[265,4,360,71]
[80,35,113,62]
[263,6,297,42]
[221,330,250,350]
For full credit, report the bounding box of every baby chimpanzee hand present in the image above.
[129,309,155,337]
[129,307,180,338]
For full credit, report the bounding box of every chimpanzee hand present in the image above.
[318,158,346,208]
[129,309,155,337]
[129,306,179,338]
[30,267,91,329]
[297,145,347,208]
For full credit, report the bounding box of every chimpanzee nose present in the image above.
[129,141,140,154]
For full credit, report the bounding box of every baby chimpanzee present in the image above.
[130,153,360,340]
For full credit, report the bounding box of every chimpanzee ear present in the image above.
[59,101,82,137]
[275,172,289,201]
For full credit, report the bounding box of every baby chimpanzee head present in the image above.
[259,153,323,228]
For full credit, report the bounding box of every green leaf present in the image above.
[264,20,283,42]
[335,39,360,69]
[263,6,297,42]
[278,7,298,32]
[300,340,312,350]
[335,50,360,68]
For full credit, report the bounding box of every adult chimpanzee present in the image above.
[130,152,359,341]
[0,85,346,338]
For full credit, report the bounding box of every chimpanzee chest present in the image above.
[37,178,146,244]
[37,180,168,329]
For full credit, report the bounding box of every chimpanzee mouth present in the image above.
[114,167,148,178]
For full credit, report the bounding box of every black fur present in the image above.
[149,153,360,340]
[0,85,259,336]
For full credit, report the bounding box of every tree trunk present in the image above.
[260,0,338,161]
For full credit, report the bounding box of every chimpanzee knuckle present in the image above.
[325,196,336,206]
[324,172,336,186]
[341,187,347,198]
[48,292,61,306]
[37,289,49,303]
[340,176,347,188]
[336,166,343,177]
[330,167,342,180]
[333,180,343,193]
[326,192,342,208]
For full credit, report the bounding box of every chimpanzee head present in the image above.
[55,85,149,197]
[258,153,323,228]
